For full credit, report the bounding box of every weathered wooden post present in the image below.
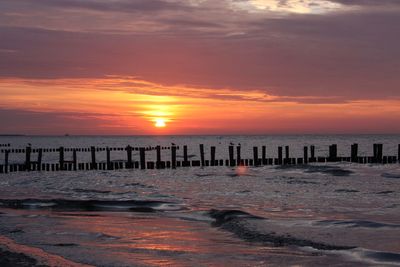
[59,146,64,170]
[106,147,111,170]
[140,147,146,169]
[183,145,188,164]
[37,148,43,171]
[284,146,289,164]
[304,146,308,164]
[171,145,177,169]
[236,146,241,165]
[156,145,162,168]
[91,146,96,170]
[253,146,259,166]
[4,150,9,173]
[278,146,283,165]
[72,149,77,171]
[329,144,337,161]
[378,144,383,163]
[262,146,266,165]
[199,144,205,167]
[373,144,378,163]
[229,145,235,167]
[351,143,358,163]
[25,146,31,171]
[310,145,315,161]
[210,146,216,166]
[398,144,400,163]
[126,145,132,169]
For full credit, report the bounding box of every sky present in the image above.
[0,0,399,135]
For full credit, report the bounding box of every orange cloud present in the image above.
[1,76,400,134]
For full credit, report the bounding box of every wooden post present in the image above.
[59,146,64,170]
[278,146,283,165]
[304,146,308,164]
[378,144,383,163]
[253,147,259,166]
[171,145,177,169]
[4,150,9,174]
[106,147,111,170]
[126,145,132,169]
[91,146,96,170]
[329,144,337,161]
[310,145,315,161]
[183,145,188,163]
[210,146,216,166]
[351,143,358,163]
[38,149,43,171]
[262,146,266,165]
[72,149,77,171]
[229,145,234,167]
[156,145,161,168]
[25,146,31,171]
[236,146,241,166]
[285,146,289,164]
[140,147,146,170]
[398,144,400,163]
[199,144,205,167]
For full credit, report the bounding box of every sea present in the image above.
[0,135,399,266]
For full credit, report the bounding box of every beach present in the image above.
[0,135,399,266]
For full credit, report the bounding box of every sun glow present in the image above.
[154,118,166,128]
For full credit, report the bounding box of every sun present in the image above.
[154,118,166,128]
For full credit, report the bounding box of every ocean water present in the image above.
[0,135,399,266]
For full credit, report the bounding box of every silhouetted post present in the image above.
[285,146,289,164]
[278,146,283,165]
[4,150,9,173]
[210,146,216,166]
[183,145,188,164]
[140,147,146,169]
[236,146,241,165]
[126,145,132,169]
[253,147,259,166]
[106,147,111,170]
[373,144,378,162]
[351,143,358,163]
[156,145,162,168]
[378,144,383,163]
[398,144,400,163]
[304,146,308,164]
[310,145,315,161]
[72,149,77,171]
[59,146,64,170]
[229,145,234,167]
[91,146,96,170]
[262,146,266,165]
[199,144,205,167]
[38,148,43,171]
[25,146,31,171]
[329,144,337,161]
[171,145,177,169]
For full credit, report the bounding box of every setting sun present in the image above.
[154,118,166,128]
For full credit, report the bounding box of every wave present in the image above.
[315,220,400,229]
[0,198,186,212]
[276,165,353,176]
[208,209,355,251]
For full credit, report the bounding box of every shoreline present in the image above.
[0,235,89,267]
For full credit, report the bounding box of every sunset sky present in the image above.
[0,0,399,135]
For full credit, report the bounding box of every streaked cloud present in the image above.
[1,77,400,134]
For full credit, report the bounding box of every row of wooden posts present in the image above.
[0,146,174,154]
[0,143,11,147]
[0,144,399,174]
